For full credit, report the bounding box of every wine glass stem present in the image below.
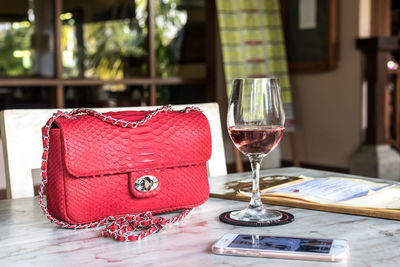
[248,155,264,210]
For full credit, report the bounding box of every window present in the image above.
[0,0,216,109]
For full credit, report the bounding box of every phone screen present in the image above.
[228,235,333,253]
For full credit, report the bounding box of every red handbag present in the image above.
[39,105,211,241]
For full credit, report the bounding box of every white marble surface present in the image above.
[1,168,400,266]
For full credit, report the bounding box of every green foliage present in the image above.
[0,0,188,80]
[83,19,147,79]
[0,23,33,76]
[155,0,187,77]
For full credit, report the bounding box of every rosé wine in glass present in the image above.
[228,125,284,156]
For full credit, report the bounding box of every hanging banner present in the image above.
[216,0,295,131]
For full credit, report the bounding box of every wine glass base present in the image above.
[229,207,283,223]
[219,210,295,227]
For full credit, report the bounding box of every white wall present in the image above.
[280,0,363,169]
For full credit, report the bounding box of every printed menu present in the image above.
[210,175,400,220]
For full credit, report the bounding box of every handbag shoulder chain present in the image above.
[39,105,201,242]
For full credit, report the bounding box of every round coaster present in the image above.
[219,210,295,227]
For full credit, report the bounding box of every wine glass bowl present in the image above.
[228,126,284,156]
[227,78,285,223]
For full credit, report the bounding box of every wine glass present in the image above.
[227,78,285,222]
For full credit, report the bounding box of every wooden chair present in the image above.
[0,103,227,199]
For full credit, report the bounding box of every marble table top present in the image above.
[1,167,400,266]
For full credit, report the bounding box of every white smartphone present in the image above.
[212,233,349,262]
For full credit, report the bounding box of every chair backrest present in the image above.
[0,103,227,199]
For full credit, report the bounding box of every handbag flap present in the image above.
[52,110,212,178]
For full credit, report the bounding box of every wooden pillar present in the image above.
[356,37,399,145]
[148,0,157,106]
[370,0,391,37]
[205,0,217,102]
[54,0,64,108]
[350,37,400,180]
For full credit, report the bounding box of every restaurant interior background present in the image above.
[0,0,400,198]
